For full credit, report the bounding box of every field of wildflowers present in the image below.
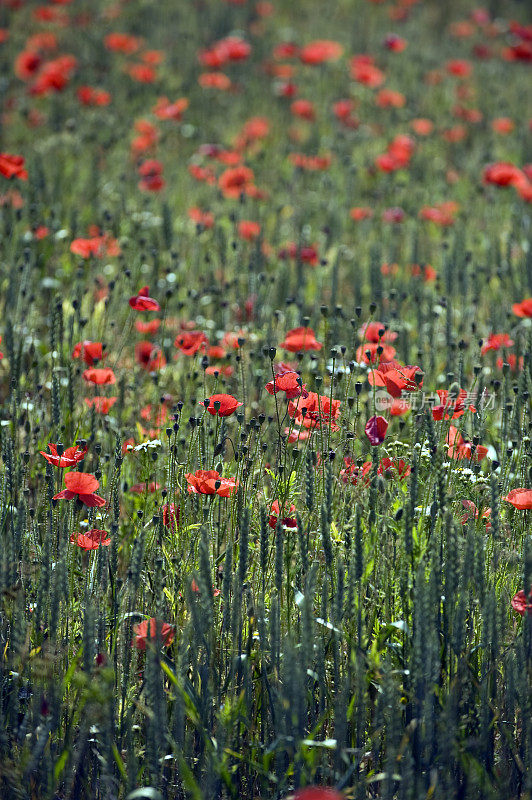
[0,0,531,798]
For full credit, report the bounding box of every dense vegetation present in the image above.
[0,0,531,798]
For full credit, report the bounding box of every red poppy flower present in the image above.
[368,363,423,398]
[512,298,532,318]
[72,341,103,366]
[350,206,373,221]
[289,153,332,171]
[376,88,405,108]
[446,59,472,78]
[188,207,215,228]
[359,321,398,343]
[127,63,157,83]
[460,500,491,530]
[186,470,238,497]
[40,443,87,468]
[365,415,388,445]
[237,220,261,241]
[350,56,385,87]
[135,319,161,335]
[356,342,397,365]
[340,457,372,486]
[175,330,208,356]
[481,333,514,355]
[378,457,410,480]
[203,394,242,417]
[162,503,180,530]
[70,529,110,550]
[104,32,142,53]
[419,202,459,226]
[278,242,319,266]
[198,72,232,90]
[511,590,532,616]
[291,99,316,121]
[431,389,475,421]
[53,471,105,507]
[129,286,160,311]
[299,39,343,65]
[133,618,174,650]
[411,118,433,136]
[218,165,255,198]
[0,153,28,181]
[83,367,116,385]
[266,368,308,400]
[138,159,165,191]
[504,488,532,510]
[384,33,407,52]
[152,96,189,120]
[288,392,341,431]
[293,787,343,800]
[129,482,161,494]
[15,50,42,80]
[483,162,524,188]
[77,86,111,106]
[381,207,405,223]
[85,396,117,414]
[268,500,297,529]
[446,426,488,462]
[280,327,322,352]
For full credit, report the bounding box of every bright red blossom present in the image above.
[40,443,87,468]
[53,472,105,507]
[70,529,110,550]
[203,394,242,417]
[129,286,160,312]
[186,470,238,497]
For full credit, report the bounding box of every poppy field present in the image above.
[1,0,532,798]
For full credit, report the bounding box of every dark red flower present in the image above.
[340,457,372,486]
[511,590,532,616]
[365,415,388,445]
[268,500,297,529]
[162,503,180,530]
[53,471,105,507]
